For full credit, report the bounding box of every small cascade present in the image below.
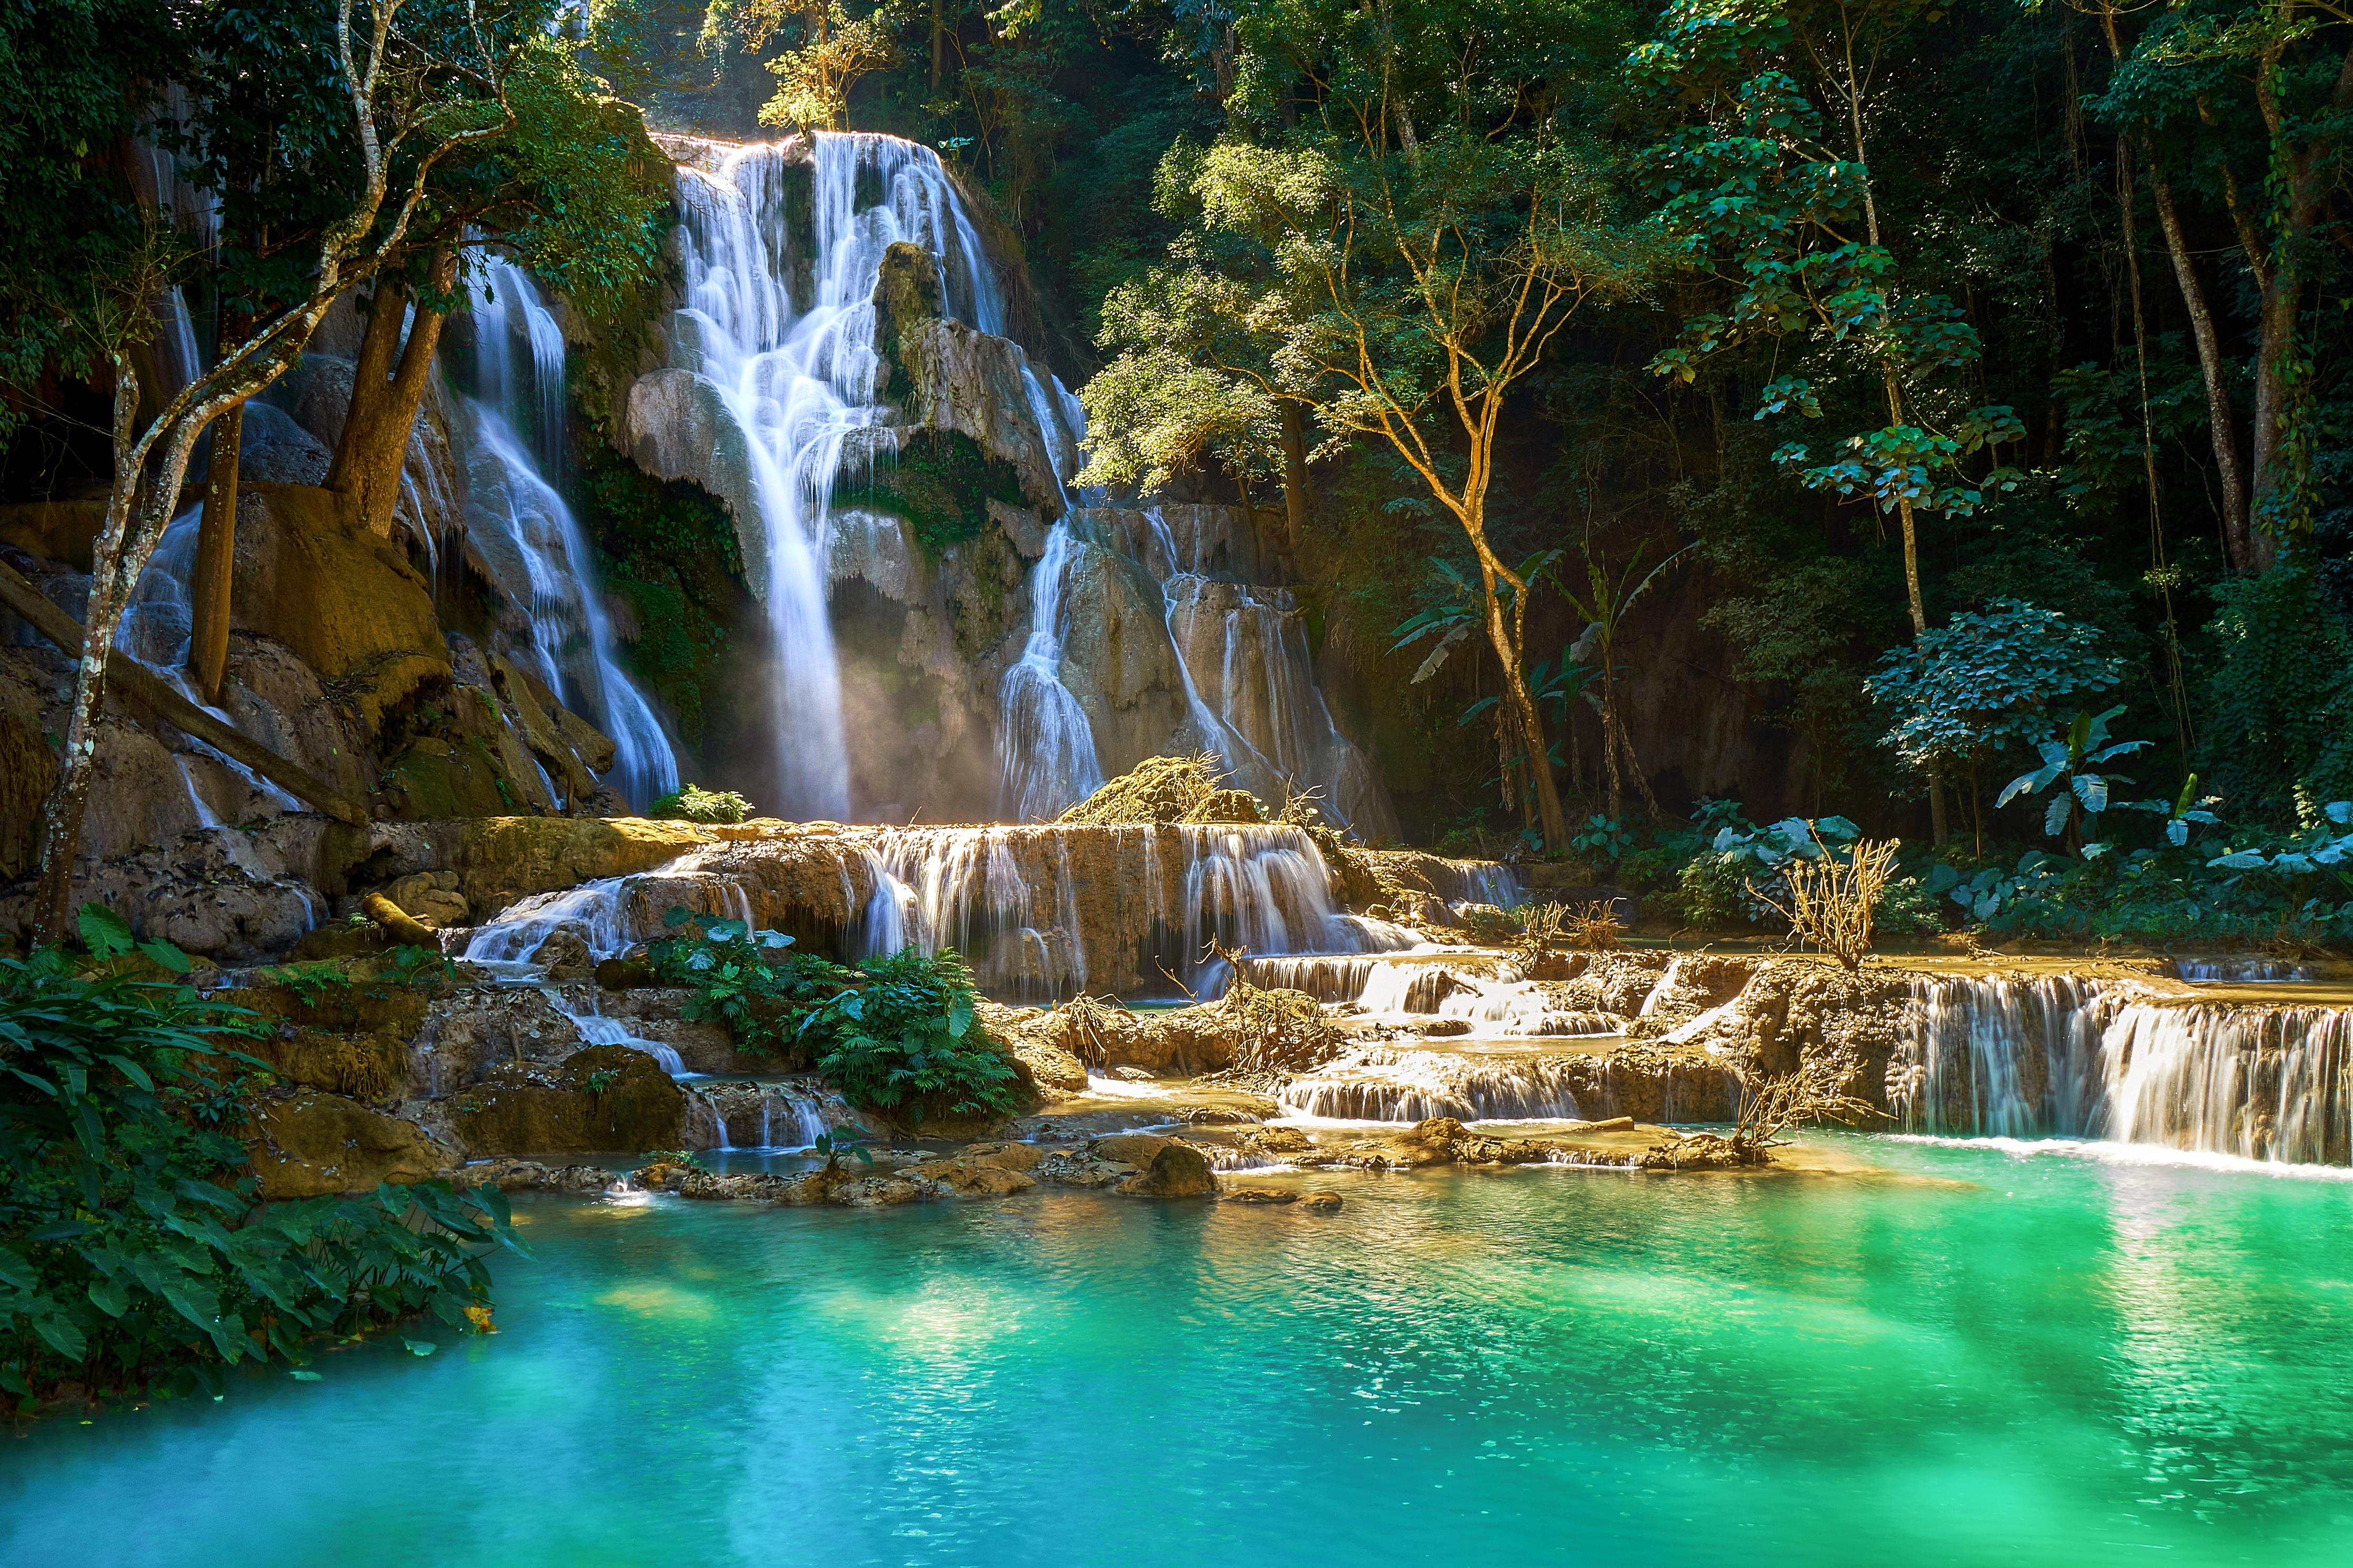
[1282,1046,1590,1122]
[996,520,1104,821]
[695,1079,840,1150]
[461,265,678,810]
[852,821,1413,1000]
[462,875,645,966]
[2101,1004,2350,1166]
[2172,958,2316,983]
[1889,977,2353,1166]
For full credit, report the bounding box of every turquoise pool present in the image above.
[6,1138,2351,1566]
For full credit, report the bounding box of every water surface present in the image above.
[6,1138,2350,1567]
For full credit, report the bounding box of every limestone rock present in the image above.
[909,1159,1038,1198]
[900,317,1065,513]
[1117,1140,1218,1198]
[384,871,468,929]
[1221,1186,1297,1205]
[228,482,449,734]
[247,1091,456,1198]
[831,1175,924,1207]
[988,498,1045,559]
[624,367,765,593]
[453,815,716,916]
[1055,542,1191,778]
[449,1044,686,1156]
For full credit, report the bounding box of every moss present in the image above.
[853,428,1025,559]
[570,439,744,749]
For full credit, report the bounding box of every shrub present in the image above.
[1,907,520,1414]
[1749,836,1901,970]
[1675,851,1753,930]
[646,907,837,1060]
[802,949,1021,1125]
[649,783,753,824]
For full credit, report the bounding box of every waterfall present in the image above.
[462,263,678,810]
[1889,977,2352,1166]
[1280,1045,1590,1122]
[671,132,1074,819]
[852,821,1414,1001]
[459,401,678,809]
[997,521,1104,820]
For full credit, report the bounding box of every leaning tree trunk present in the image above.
[326,259,454,540]
[1477,572,1567,850]
[189,399,242,703]
[2149,178,2253,569]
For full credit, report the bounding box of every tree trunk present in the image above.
[930,0,944,90]
[1279,402,1309,558]
[1481,580,1567,849]
[326,259,453,540]
[189,400,242,703]
[1892,491,1951,845]
[2149,178,2252,568]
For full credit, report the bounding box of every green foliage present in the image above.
[1631,0,2025,521]
[812,1124,877,1170]
[854,430,1025,557]
[1866,600,2123,781]
[2198,564,2353,826]
[0,0,178,448]
[1,911,521,1413]
[1995,706,2152,852]
[646,907,830,1059]
[802,948,1019,1125]
[650,784,754,824]
[574,443,742,750]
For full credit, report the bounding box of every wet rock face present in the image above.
[415,986,590,1095]
[246,1090,456,1198]
[449,1044,686,1157]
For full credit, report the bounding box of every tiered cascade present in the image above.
[1889,976,2352,1166]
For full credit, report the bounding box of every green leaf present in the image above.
[77,902,136,960]
[289,1369,323,1381]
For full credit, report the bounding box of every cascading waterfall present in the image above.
[462,262,678,810]
[997,521,1104,821]
[1891,977,2352,1166]
[673,131,1081,818]
[852,821,1415,1001]
[1147,505,1397,838]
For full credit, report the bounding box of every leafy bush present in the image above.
[1872,875,1946,936]
[648,908,1023,1123]
[1866,599,2123,800]
[649,783,753,824]
[646,907,836,1060]
[1,908,521,1413]
[803,949,1020,1125]
[1674,851,1754,930]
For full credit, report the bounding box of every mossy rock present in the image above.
[246,1090,454,1199]
[219,954,437,1037]
[450,1044,686,1156]
[454,815,715,915]
[242,1027,410,1100]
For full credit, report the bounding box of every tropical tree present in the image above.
[1083,0,1656,851]
[1630,0,2029,842]
[25,1,535,946]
